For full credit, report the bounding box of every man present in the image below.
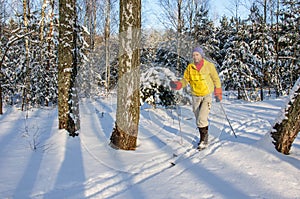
[170,47,222,150]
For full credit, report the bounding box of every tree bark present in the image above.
[105,0,111,94]
[21,0,30,112]
[0,86,2,115]
[176,0,182,76]
[58,0,80,136]
[84,0,96,49]
[0,14,2,115]
[272,79,300,154]
[45,0,55,107]
[110,0,141,150]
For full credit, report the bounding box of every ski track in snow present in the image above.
[0,96,300,198]
[78,100,208,198]
[77,97,299,198]
[73,98,178,198]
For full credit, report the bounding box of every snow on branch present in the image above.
[278,56,298,60]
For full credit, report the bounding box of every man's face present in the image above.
[193,52,202,63]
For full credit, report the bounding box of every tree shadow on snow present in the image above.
[43,138,86,198]
[173,152,283,199]
[13,116,56,198]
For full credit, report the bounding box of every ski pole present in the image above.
[220,102,237,138]
[175,104,183,144]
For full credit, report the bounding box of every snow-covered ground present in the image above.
[0,95,299,199]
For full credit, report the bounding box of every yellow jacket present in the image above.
[180,59,221,96]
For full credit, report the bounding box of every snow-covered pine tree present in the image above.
[77,0,119,97]
[44,0,58,106]
[141,29,164,65]
[271,0,284,97]
[277,0,300,92]
[221,21,257,100]
[247,3,276,101]
[191,4,218,57]
[77,0,97,98]
[1,1,59,111]
[1,23,28,106]
[0,23,23,112]
[140,66,178,107]
[29,14,55,107]
[215,16,233,68]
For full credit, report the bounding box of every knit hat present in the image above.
[192,47,204,56]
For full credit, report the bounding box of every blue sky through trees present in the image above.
[143,0,250,29]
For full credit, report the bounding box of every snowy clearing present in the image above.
[0,95,299,199]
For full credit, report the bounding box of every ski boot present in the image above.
[197,126,208,150]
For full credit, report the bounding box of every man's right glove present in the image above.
[214,88,222,102]
[170,81,182,90]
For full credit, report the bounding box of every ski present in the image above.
[169,147,197,167]
[169,137,219,166]
[197,146,207,151]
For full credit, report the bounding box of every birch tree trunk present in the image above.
[176,0,182,76]
[110,0,141,150]
[0,86,2,115]
[58,0,80,136]
[21,0,30,112]
[272,78,300,154]
[0,11,2,115]
[105,0,111,94]
[84,0,96,49]
[40,0,46,43]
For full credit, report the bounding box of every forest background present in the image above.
[0,0,299,145]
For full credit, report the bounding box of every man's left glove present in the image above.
[214,88,222,102]
[170,81,182,90]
